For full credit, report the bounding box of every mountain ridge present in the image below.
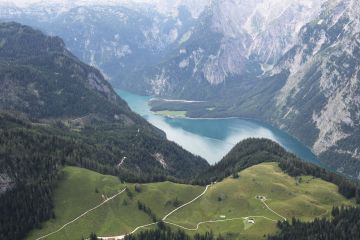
[0,22,208,239]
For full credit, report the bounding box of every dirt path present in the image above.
[260,199,287,221]
[162,185,210,221]
[99,222,159,240]
[164,215,277,231]
[98,187,287,239]
[99,184,211,240]
[36,188,127,240]
[160,196,286,231]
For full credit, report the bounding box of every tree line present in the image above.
[268,206,360,240]
[123,223,231,240]
[194,138,360,203]
[137,201,158,223]
[0,112,204,239]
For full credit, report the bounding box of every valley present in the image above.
[117,89,321,165]
[0,1,359,239]
[1,0,359,179]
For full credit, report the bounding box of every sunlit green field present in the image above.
[154,110,187,118]
[166,163,355,239]
[27,167,203,240]
[27,163,355,240]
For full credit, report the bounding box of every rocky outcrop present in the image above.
[142,0,325,92]
[268,0,360,178]
[0,174,14,194]
[1,0,359,178]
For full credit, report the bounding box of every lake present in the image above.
[117,89,321,165]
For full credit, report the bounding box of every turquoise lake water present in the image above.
[117,89,321,165]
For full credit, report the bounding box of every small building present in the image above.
[247,219,255,224]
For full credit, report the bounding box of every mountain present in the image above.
[1,0,359,182]
[198,0,360,180]
[0,21,130,120]
[0,21,208,178]
[24,139,360,240]
[0,22,208,240]
[3,0,209,18]
[267,0,360,179]
[132,0,360,180]
[195,138,359,201]
[0,1,207,92]
[124,0,326,97]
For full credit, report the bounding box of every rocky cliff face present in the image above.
[0,0,325,91]
[0,1,203,92]
[270,0,360,178]
[0,173,14,194]
[246,0,325,64]
[0,21,209,184]
[138,0,360,179]
[134,0,326,96]
[0,22,130,120]
[1,0,359,179]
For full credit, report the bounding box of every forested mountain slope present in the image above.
[0,2,203,91]
[24,139,359,240]
[195,138,360,204]
[148,0,360,181]
[1,0,359,180]
[267,0,360,179]
[0,22,208,240]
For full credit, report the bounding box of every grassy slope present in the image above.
[27,167,203,240]
[27,164,355,240]
[167,163,355,239]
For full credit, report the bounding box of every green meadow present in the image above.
[154,110,187,118]
[27,163,355,240]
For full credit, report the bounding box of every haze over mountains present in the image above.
[1,0,358,180]
[0,0,360,240]
[0,21,209,239]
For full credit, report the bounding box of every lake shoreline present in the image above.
[116,88,321,166]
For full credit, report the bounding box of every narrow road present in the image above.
[260,199,287,221]
[97,187,287,240]
[162,185,210,221]
[36,188,127,240]
[99,184,211,240]
[99,222,159,240]
[164,215,277,231]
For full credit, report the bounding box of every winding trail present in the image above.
[80,182,286,240]
[98,222,159,240]
[99,185,211,240]
[260,199,287,221]
[162,185,210,221]
[99,183,289,240]
[164,216,277,231]
[36,188,127,240]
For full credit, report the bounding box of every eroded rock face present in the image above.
[0,2,202,95]
[267,0,360,177]
[1,0,359,178]
[143,0,325,91]
[0,0,325,89]
[274,0,360,153]
[203,0,325,84]
[152,153,168,169]
[0,174,14,194]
